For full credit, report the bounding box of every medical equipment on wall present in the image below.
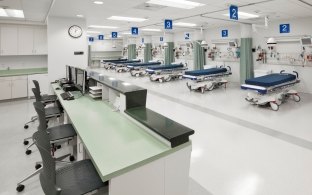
[183,66,232,94]
[241,71,300,111]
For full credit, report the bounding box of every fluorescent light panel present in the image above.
[87,31,101,34]
[174,22,196,27]
[0,8,24,18]
[108,16,147,22]
[89,25,119,29]
[223,11,259,19]
[146,0,205,9]
[94,1,104,5]
[121,32,132,35]
[142,28,161,32]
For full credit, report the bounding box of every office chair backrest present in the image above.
[32,88,42,102]
[33,102,47,131]
[33,130,61,195]
[33,80,41,94]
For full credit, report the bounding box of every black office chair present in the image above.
[23,88,63,154]
[17,102,77,192]
[32,128,107,195]
[23,80,58,129]
[33,80,58,104]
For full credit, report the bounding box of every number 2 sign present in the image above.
[280,24,290,34]
[229,5,238,20]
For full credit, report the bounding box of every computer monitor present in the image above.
[301,37,312,46]
[71,67,76,84]
[66,65,72,81]
[75,68,86,94]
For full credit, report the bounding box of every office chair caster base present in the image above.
[35,164,42,170]
[24,125,29,129]
[56,145,62,149]
[69,155,75,162]
[23,140,29,145]
[16,184,25,192]
[25,150,32,155]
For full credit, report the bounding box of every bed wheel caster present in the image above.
[70,155,75,162]
[25,150,32,155]
[56,145,62,149]
[270,102,279,111]
[35,164,42,170]
[293,94,301,102]
[159,78,163,83]
[23,140,29,145]
[24,125,29,129]
[135,73,140,77]
[16,184,25,192]
[186,83,191,91]
[201,87,205,94]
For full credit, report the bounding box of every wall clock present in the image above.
[68,25,83,38]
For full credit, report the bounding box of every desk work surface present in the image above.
[89,71,145,94]
[52,84,189,182]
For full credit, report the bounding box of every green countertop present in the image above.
[0,68,48,77]
[52,84,190,182]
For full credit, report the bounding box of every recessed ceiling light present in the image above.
[108,16,148,22]
[146,0,205,9]
[223,11,259,19]
[0,8,24,18]
[174,22,197,27]
[93,1,104,5]
[89,25,119,29]
[121,32,132,35]
[87,31,101,34]
[142,28,161,32]
[76,14,84,18]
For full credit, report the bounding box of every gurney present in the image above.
[183,66,232,93]
[128,61,162,77]
[103,59,141,70]
[241,71,300,111]
[146,63,187,83]
[102,59,127,63]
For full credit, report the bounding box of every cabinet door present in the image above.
[18,27,34,55]
[0,26,18,56]
[33,28,47,55]
[0,78,12,100]
[11,76,28,99]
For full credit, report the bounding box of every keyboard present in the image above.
[60,92,74,100]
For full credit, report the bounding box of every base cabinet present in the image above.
[0,76,28,100]
[0,79,11,100]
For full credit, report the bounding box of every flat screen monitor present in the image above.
[71,67,76,84]
[301,38,312,46]
[66,65,72,81]
[75,68,86,94]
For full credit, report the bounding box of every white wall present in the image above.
[47,16,88,82]
[253,17,312,94]
[203,25,241,83]
[0,55,47,70]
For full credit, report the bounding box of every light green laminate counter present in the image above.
[52,84,189,182]
[0,68,48,77]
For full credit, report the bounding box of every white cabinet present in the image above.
[0,76,28,100]
[0,26,18,56]
[11,76,28,99]
[0,78,12,100]
[17,27,47,55]
[28,74,49,97]
[33,28,47,55]
[18,27,34,55]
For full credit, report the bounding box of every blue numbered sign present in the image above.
[164,19,173,30]
[88,37,94,42]
[229,5,238,20]
[222,30,228,37]
[184,32,190,40]
[160,37,164,42]
[280,24,290,34]
[111,32,118,38]
[131,27,138,35]
[98,35,104,40]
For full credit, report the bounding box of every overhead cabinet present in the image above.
[0,25,47,56]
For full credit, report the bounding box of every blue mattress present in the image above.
[185,68,227,76]
[103,59,127,62]
[128,62,161,67]
[147,64,183,70]
[245,73,296,87]
[114,60,141,64]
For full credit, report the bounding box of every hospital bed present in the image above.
[103,59,141,70]
[127,61,162,76]
[183,66,232,93]
[241,71,300,111]
[145,63,187,83]
[102,59,127,63]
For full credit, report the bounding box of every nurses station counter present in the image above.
[52,70,194,195]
